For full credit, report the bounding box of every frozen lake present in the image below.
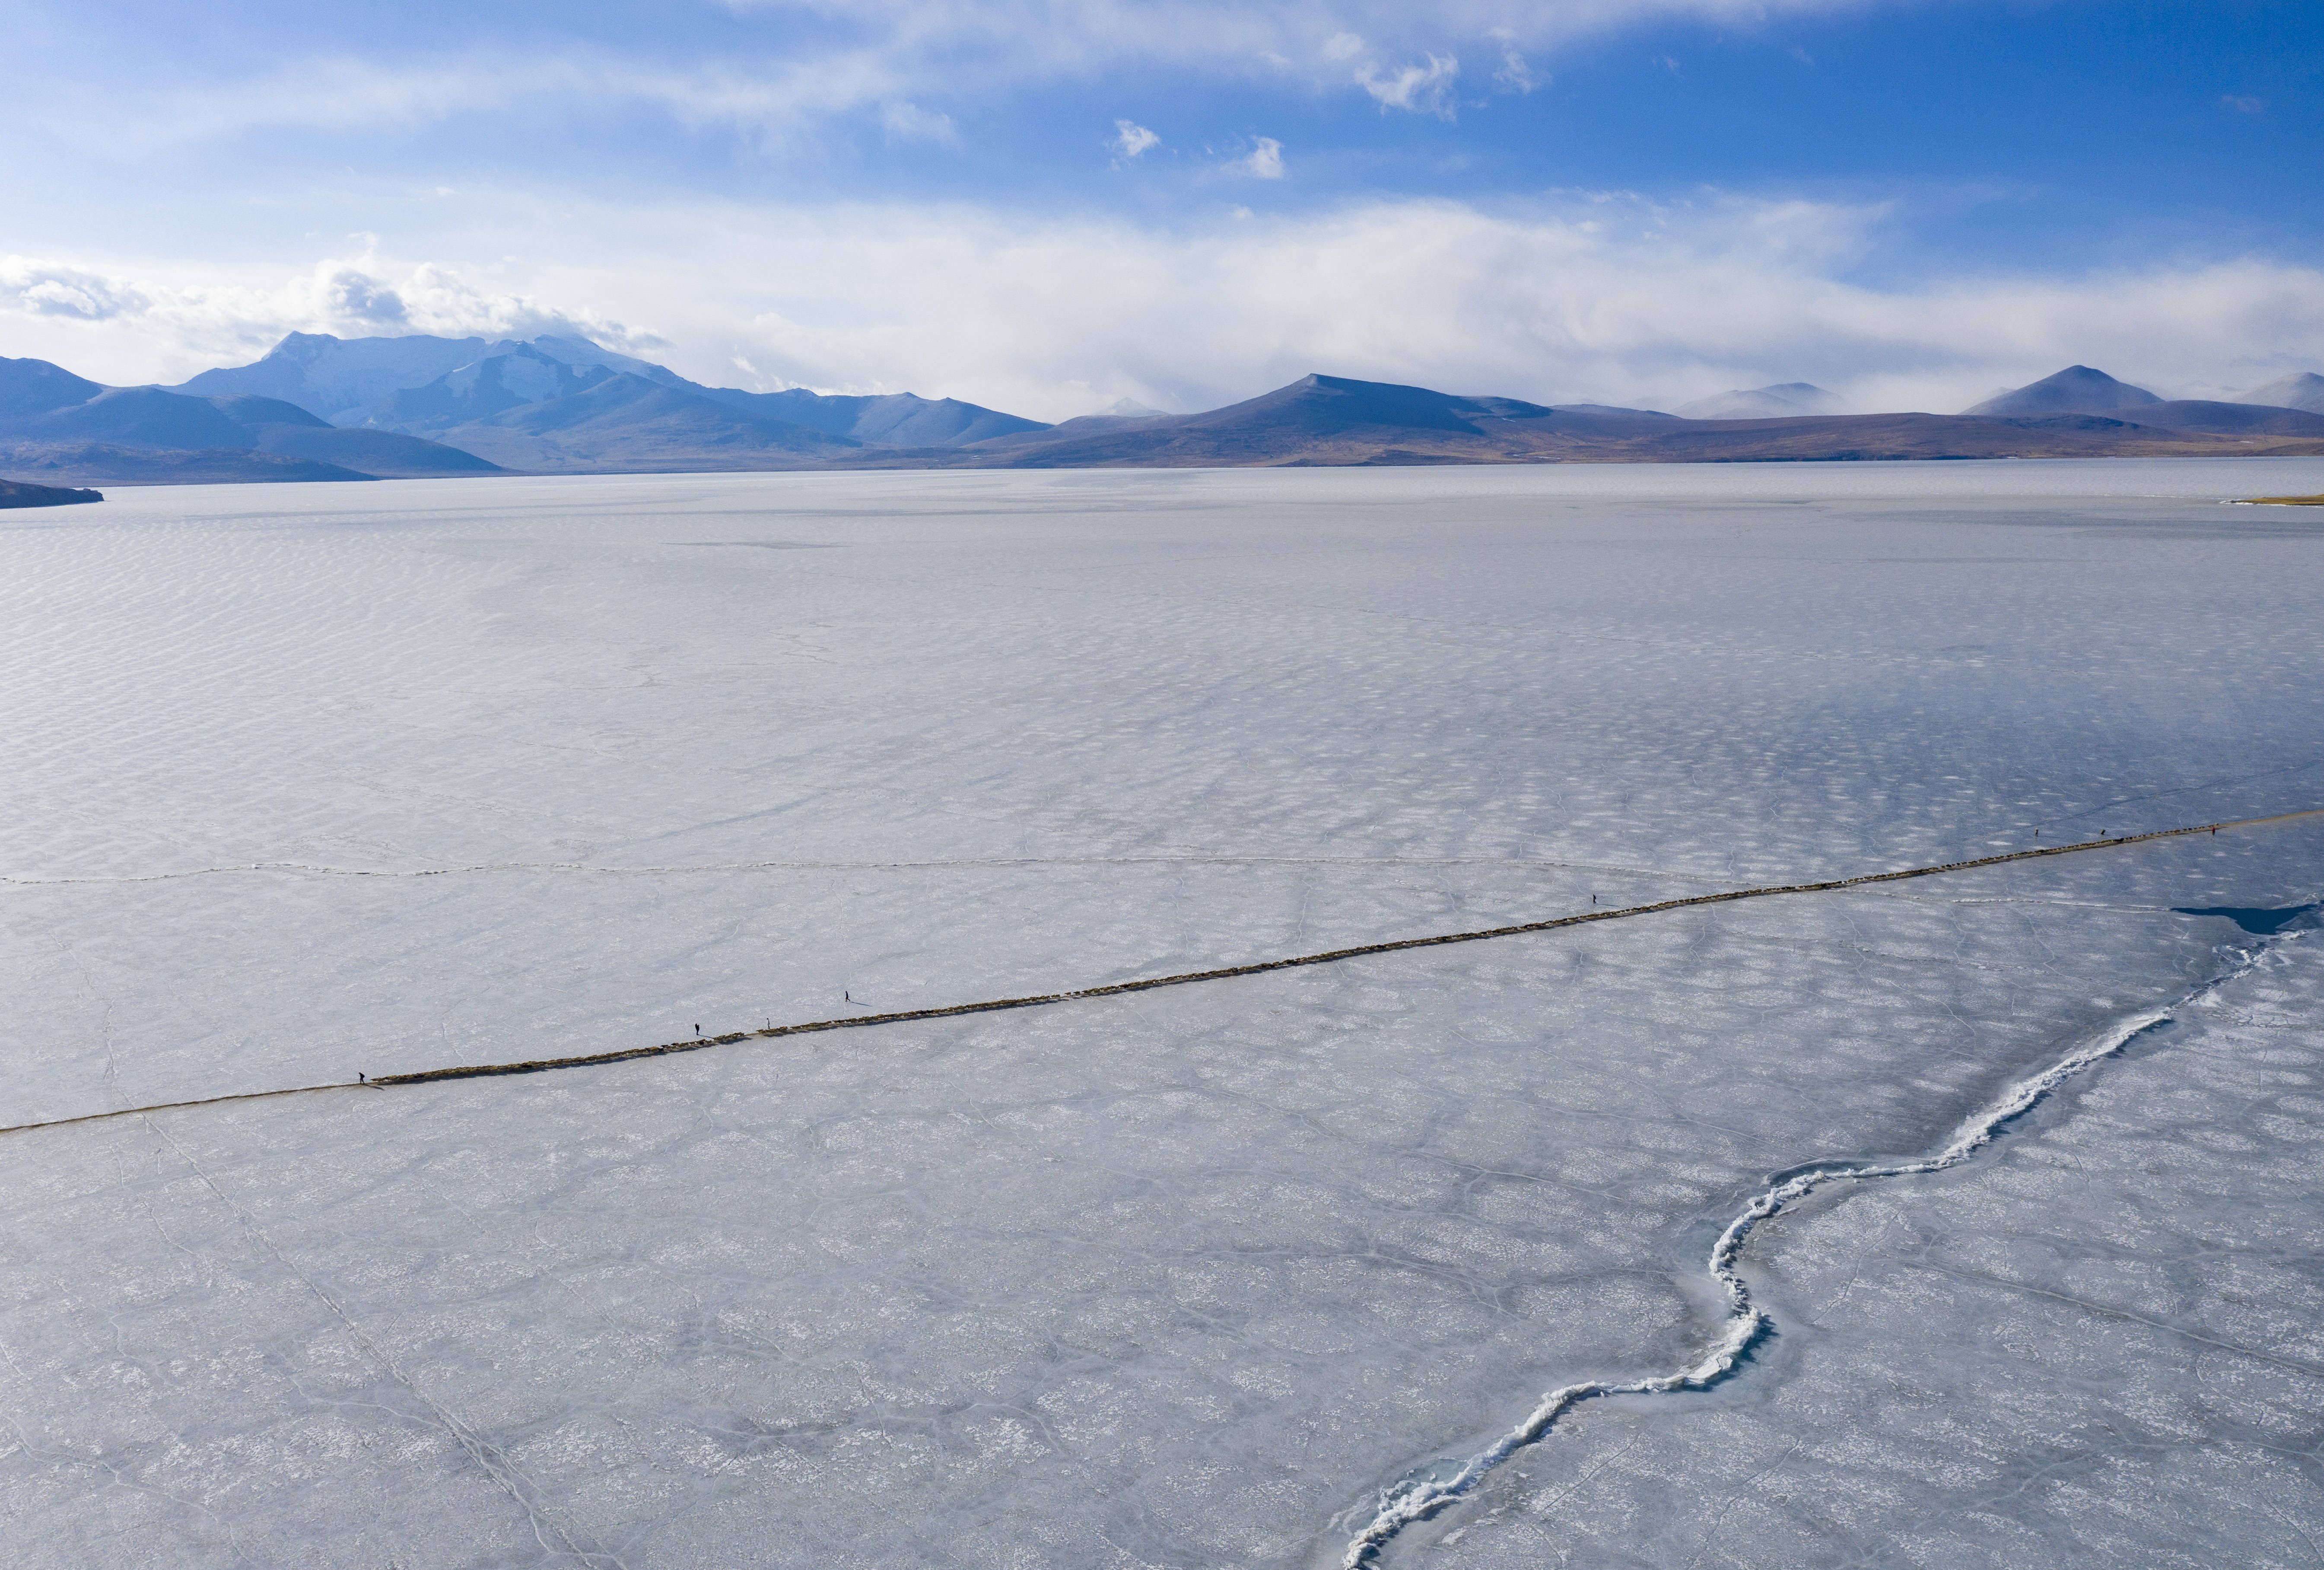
[3,460,2321,1566]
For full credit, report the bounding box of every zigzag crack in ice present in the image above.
[1338,933,2297,1567]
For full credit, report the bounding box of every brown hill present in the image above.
[841,378,2324,469]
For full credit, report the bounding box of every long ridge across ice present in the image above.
[3,807,2315,1140]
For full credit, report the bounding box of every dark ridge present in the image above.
[896,382,2324,468]
[0,442,375,485]
[4,806,2316,1139]
[2099,401,2324,437]
[0,477,103,507]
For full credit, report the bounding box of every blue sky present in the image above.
[5,0,2320,416]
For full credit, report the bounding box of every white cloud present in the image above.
[1491,32,1540,93]
[105,50,919,153]
[13,193,2323,419]
[0,252,658,383]
[604,192,2324,417]
[1356,52,1461,115]
[1239,137,1286,178]
[79,1,1886,145]
[320,267,410,325]
[7,265,149,322]
[880,100,960,143]
[1113,119,1160,157]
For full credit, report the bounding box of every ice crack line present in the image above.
[1336,935,2294,1567]
[0,852,1708,887]
[143,1118,629,1569]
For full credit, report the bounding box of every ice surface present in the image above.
[1413,930,2324,1569]
[2,459,2321,1565]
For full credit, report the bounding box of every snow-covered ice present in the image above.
[1411,932,2324,1569]
[2,460,2320,1565]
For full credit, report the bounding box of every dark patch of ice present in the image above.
[2171,903,2320,935]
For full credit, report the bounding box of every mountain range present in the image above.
[882,372,2324,469]
[180,332,1048,472]
[0,354,501,484]
[6,338,2323,486]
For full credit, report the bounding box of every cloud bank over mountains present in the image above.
[0,251,660,386]
[7,2,2318,420]
[12,192,2322,423]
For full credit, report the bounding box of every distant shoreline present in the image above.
[0,477,103,507]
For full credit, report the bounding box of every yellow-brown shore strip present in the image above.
[9,805,2321,1139]
[2235,495,2324,505]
